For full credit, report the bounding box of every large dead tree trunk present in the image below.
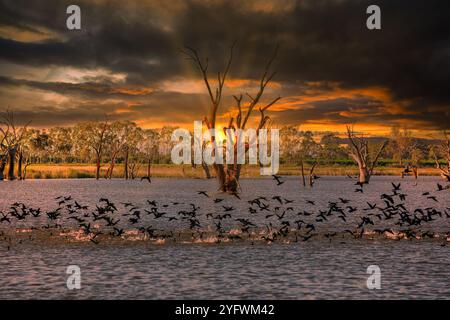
[346,126,388,184]
[17,150,23,180]
[7,146,17,180]
[0,155,6,180]
[183,44,280,193]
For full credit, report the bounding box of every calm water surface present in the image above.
[0,176,449,299]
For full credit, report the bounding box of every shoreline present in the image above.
[5,163,444,180]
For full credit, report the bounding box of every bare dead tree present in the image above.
[140,152,153,183]
[309,161,318,187]
[431,131,450,182]
[182,43,281,192]
[20,155,32,180]
[300,159,306,187]
[346,126,388,184]
[0,123,9,180]
[139,130,157,184]
[0,110,30,181]
[181,43,234,190]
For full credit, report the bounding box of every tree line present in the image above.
[1,109,448,183]
[0,111,175,181]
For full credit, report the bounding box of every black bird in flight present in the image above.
[197,191,209,198]
[272,196,283,204]
[121,202,133,207]
[272,175,284,186]
[147,200,157,207]
[0,212,11,223]
[302,234,315,241]
[113,228,124,237]
[391,182,401,191]
[365,202,377,210]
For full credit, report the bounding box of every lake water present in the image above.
[0,176,449,299]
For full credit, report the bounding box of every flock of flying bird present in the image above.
[0,174,449,248]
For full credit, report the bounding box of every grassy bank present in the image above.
[18,163,442,179]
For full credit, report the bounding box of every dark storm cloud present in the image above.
[0,0,179,84]
[273,97,450,130]
[0,75,155,98]
[8,91,210,127]
[0,0,449,129]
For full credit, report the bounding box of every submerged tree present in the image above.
[182,43,281,192]
[0,122,8,180]
[432,131,450,182]
[139,129,159,183]
[279,127,321,187]
[123,124,142,180]
[346,126,388,184]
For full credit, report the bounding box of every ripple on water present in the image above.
[0,177,449,299]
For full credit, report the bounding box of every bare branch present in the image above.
[182,42,236,130]
[261,96,281,111]
[346,125,364,163]
[369,140,388,174]
[182,46,215,108]
[241,45,279,129]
